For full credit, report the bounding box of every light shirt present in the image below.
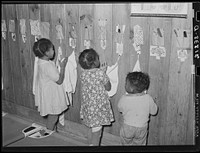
[118,94,157,127]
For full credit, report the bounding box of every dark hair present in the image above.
[78,48,100,69]
[33,38,55,58]
[125,72,150,94]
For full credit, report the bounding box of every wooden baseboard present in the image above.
[2,99,121,146]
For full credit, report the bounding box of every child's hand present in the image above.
[101,62,107,72]
[60,57,68,69]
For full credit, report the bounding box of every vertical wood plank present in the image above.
[28,4,40,110]
[148,17,172,145]
[64,4,81,123]
[107,4,131,136]
[16,4,35,108]
[6,4,24,106]
[93,3,114,134]
[1,4,15,103]
[50,4,67,59]
[165,4,193,144]
[186,3,195,145]
[94,4,112,66]
[79,4,94,53]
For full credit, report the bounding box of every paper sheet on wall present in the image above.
[98,19,107,40]
[150,45,166,60]
[84,26,91,49]
[69,37,76,49]
[152,27,164,46]
[84,40,90,49]
[9,20,15,33]
[20,19,26,35]
[56,24,64,41]
[40,22,50,39]
[69,25,77,39]
[133,25,143,46]
[30,19,41,36]
[177,49,187,62]
[116,42,123,56]
[12,33,16,41]
[2,20,7,32]
[88,24,93,40]
[84,26,89,40]
[2,32,6,40]
[115,24,126,43]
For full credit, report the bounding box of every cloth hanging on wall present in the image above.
[132,56,141,72]
[106,57,120,97]
[33,57,39,95]
[62,51,77,106]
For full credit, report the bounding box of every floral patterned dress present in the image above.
[80,68,114,128]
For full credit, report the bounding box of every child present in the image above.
[78,48,114,146]
[32,38,69,135]
[118,72,158,145]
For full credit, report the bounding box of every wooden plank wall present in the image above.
[2,3,194,145]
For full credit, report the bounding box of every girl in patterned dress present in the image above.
[78,48,114,146]
[32,38,69,135]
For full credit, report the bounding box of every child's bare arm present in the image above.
[56,57,68,85]
[104,80,111,91]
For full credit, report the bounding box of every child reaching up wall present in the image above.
[78,48,114,146]
[32,38,69,135]
[118,72,158,145]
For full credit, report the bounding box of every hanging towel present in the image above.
[62,51,77,106]
[33,57,39,96]
[133,55,141,72]
[106,60,119,97]
[59,112,65,126]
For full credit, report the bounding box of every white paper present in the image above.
[12,33,16,41]
[177,49,187,62]
[150,45,166,59]
[2,32,6,40]
[22,34,26,43]
[30,19,41,36]
[2,20,7,32]
[20,19,26,35]
[56,24,64,40]
[9,20,15,33]
[40,22,50,39]
[134,25,143,46]
[116,42,123,56]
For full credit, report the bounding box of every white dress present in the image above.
[34,59,69,116]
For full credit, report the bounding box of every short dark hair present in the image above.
[125,72,150,94]
[33,38,54,58]
[78,48,100,69]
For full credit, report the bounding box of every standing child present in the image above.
[118,72,158,145]
[78,48,114,146]
[32,38,69,135]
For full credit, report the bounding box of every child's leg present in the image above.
[46,114,59,131]
[90,126,102,146]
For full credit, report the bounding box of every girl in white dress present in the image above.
[33,38,69,135]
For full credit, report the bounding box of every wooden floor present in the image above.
[2,112,88,149]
